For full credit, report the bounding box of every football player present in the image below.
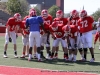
[78,10,95,62]
[26,9,45,61]
[49,22,68,60]
[69,10,84,60]
[4,13,22,58]
[94,18,100,50]
[53,10,68,58]
[40,9,52,59]
[62,25,78,62]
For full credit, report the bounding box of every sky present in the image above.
[64,0,100,15]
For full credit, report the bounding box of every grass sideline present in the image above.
[0,35,100,74]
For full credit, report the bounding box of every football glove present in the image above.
[9,37,12,42]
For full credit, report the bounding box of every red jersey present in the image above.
[53,17,68,25]
[78,16,94,33]
[20,21,29,35]
[43,15,52,25]
[62,25,78,38]
[40,23,50,35]
[40,15,53,35]
[6,17,22,31]
[23,15,29,21]
[49,24,64,38]
[69,17,80,26]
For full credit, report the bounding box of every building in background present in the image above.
[27,0,64,11]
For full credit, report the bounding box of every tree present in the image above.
[19,0,29,17]
[48,5,60,19]
[91,8,100,21]
[34,7,41,16]
[7,0,22,15]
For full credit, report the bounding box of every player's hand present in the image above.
[80,33,82,36]
[68,43,71,47]
[52,36,56,40]
[23,34,26,38]
[74,43,77,48]
[62,37,65,40]
[69,16,73,21]
[16,34,18,38]
[9,37,12,42]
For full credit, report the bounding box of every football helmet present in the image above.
[29,10,36,17]
[80,10,87,19]
[41,9,48,19]
[29,8,36,12]
[56,10,63,18]
[51,21,58,31]
[63,25,71,33]
[70,10,79,18]
[14,13,21,21]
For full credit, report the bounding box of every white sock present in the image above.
[37,53,40,60]
[73,55,76,60]
[29,54,32,59]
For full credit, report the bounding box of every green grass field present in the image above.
[0,35,100,74]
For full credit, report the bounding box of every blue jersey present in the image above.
[26,16,43,32]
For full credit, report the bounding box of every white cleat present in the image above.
[90,58,95,62]
[3,54,8,58]
[14,55,18,58]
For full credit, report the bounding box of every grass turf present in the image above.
[0,35,100,73]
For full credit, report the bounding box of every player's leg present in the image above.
[93,31,99,49]
[61,38,68,60]
[71,38,77,62]
[68,37,73,61]
[77,33,84,60]
[35,32,42,61]
[86,31,95,62]
[11,31,18,58]
[51,38,59,59]
[40,35,45,59]
[28,32,34,61]
[4,31,9,58]
[20,35,28,58]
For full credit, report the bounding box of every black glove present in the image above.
[74,43,77,48]
[62,37,65,40]
[68,43,71,48]
[69,16,73,21]
[80,33,82,36]
[9,37,12,42]
[16,34,18,38]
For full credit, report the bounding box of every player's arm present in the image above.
[6,25,10,37]
[25,19,29,29]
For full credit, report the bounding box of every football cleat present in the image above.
[54,53,58,59]
[99,45,100,50]
[20,55,25,58]
[38,59,43,62]
[90,58,95,62]
[3,54,8,58]
[14,55,18,58]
